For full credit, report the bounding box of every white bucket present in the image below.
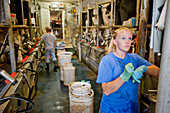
[56,41,66,50]
[60,64,64,81]
[57,52,73,61]
[70,82,91,96]
[63,65,75,86]
[69,82,94,113]
[57,52,73,81]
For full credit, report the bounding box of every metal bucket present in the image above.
[69,82,94,113]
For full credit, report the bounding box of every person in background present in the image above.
[37,27,58,72]
[96,27,160,113]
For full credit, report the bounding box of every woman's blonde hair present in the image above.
[114,27,132,39]
[107,27,132,54]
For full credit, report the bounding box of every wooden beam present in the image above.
[137,0,150,108]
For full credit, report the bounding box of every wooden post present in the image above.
[136,0,141,26]
[3,0,16,72]
[156,0,170,112]
[137,0,150,108]
[137,20,147,58]
[137,0,150,57]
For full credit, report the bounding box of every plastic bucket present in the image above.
[57,52,73,81]
[56,41,66,50]
[69,82,94,113]
[63,66,75,86]
[57,52,73,65]
[70,82,91,96]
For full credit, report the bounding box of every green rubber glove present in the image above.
[132,65,148,83]
[120,63,134,82]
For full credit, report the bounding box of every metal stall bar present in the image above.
[78,0,82,62]
[156,0,170,112]
[96,0,99,47]
[3,0,16,72]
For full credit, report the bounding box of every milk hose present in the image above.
[0,93,34,112]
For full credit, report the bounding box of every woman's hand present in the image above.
[120,63,134,82]
[132,65,148,83]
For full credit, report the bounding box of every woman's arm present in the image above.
[102,77,124,96]
[146,64,160,76]
[101,63,134,96]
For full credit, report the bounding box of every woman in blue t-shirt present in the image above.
[97,27,160,113]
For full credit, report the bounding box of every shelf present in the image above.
[82,26,88,28]
[32,26,40,29]
[0,23,10,28]
[98,1,111,5]
[88,7,95,10]
[99,26,110,29]
[88,26,97,29]
[12,25,30,29]
[82,11,87,13]
[91,25,138,29]
[111,25,138,29]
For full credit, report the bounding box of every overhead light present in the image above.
[51,4,58,9]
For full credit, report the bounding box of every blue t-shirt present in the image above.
[96,53,152,113]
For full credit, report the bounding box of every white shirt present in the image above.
[41,33,56,49]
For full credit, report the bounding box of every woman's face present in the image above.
[114,30,133,53]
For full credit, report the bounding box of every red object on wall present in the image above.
[11,14,15,17]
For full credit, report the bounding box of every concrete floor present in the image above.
[29,52,102,113]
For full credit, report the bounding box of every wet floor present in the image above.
[29,52,102,113]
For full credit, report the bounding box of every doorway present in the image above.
[50,11,63,39]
